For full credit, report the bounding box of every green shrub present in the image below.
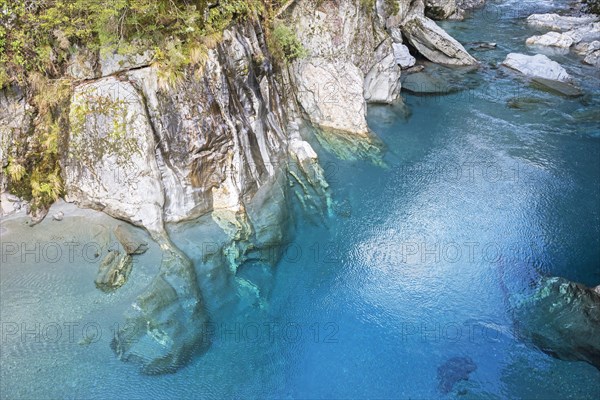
[583,0,600,15]
[269,23,306,63]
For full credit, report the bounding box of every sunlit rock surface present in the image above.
[502,53,571,82]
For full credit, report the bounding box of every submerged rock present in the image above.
[530,77,583,97]
[502,53,571,82]
[95,250,133,292]
[468,41,497,51]
[513,277,600,370]
[437,356,477,394]
[114,224,148,255]
[111,242,209,375]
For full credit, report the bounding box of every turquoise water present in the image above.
[2,0,600,398]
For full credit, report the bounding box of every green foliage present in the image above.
[583,0,600,15]
[0,0,304,211]
[268,22,306,63]
[384,0,399,16]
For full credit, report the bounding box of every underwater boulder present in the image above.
[437,356,477,394]
[111,245,210,374]
[513,276,600,370]
[95,250,133,292]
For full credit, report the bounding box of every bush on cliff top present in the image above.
[0,0,303,212]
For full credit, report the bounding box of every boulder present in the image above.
[437,356,477,394]
[393,43,417,68]
[530,78,583,97]
[95,250,133,292]
[527,13,598,32]
[584,50,600,66]
[401,13,478,66]
[564,22,600,44]
[111,243,210,375]
[526,31,574,48]
[513,277,600,370]
[364,39,402,103]
[502,53,571,82]
[114,224,149,255]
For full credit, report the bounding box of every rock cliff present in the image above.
[0,0,479,373]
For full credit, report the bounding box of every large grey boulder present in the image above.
[502,53,571,82]
[295,58,368,134]
[527,13,598,32]
[364,39,402,103]
[401,8,478,66]
[526,31,574,48]
[65,77,165,233]
[290,0,402,139]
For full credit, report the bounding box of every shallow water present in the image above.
[2,0,600,398]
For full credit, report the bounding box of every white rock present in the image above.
[65,77,165,233]
[527,13,598,32]
[401,13,478,66]
[364,39,402,103]
[564,22,600,44]
[574,40,600,55]
[526,31,574,48]
[295,59,368,134]
[502,53,571,82]
[584,50,600,67]
[393,43,417,68]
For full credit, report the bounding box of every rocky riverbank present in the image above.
[2,0,599,375]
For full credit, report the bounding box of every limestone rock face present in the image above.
[527,13,599,32]
[401,4,478,66]
[290,0,401,136]
[0,87,33,195]
[100,50,153,77]
[364,39,403,103]
[295,59,368,134]
[502,53,571,82]
[65,77,165,233]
